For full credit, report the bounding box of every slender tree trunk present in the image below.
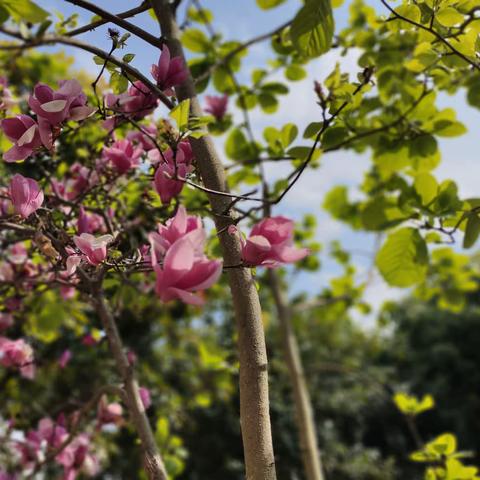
[92,291,168,480]
[148,2,277,479]
[268,270,325,480]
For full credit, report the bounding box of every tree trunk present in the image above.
[148,2,277,479]
[268,270,325,480]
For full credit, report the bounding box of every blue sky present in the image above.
[10,1,480,323]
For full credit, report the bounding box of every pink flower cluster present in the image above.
[239,216,309,267]
[15,417,99,479]
[1,80,94,162]
[146,206,222,305]
[105,80,158,120]
[52,162,97,201]
[0,337,35,379]
[151,141,194,204]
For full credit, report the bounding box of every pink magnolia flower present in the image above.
[0,337,35,379]
[105,81,158,119]
[154,230,222,305]
[52,163,96,201]
[103,138,143,173]
[58,349,72,369]
[151,141,194,204]
[97,396,123,426]
[82,333,97,347]
[8,174,44,218]
[126,123,157,150]
[8,243,28,264]
[151,45,187,95]
[56,433,99,480]
[0,76,15,112]
[205,94,228,120]
[71,233,113,267]
[28,80,95,148]
[77,206,106,235]
[0,313,13,331]
[1,115,42,162]
[148,205,202,264]
[153,162,189,204]
[139,387,151,410]
[0,472,15,480]
[148,140,193,166]
[240,216,309,267]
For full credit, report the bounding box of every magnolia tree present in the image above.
[0,0,480,479]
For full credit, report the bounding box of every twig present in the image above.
[66,2,150,37]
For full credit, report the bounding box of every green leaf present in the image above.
[3,0,49,23]
[110,71,128,94]
[414,173,437,206]
[303,122,323,139]
[436,7,464,27]
[258,93,279,113]
[256,0,287,9]
[181,28,211,53]
[290,0,334,58]
[0,5,10,23]
[463,213,480,249]
[285,64,307,81]
[376,228,428,287]
[225,128,256,161]
[187,6,213,23]
[170,99,191,130]
[122,53,135,63]
[281,123,298,148]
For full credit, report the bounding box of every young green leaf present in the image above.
[290,0,334,58]
[376,228,428,287]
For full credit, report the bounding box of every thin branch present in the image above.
[380,0,480,72]
[91,287,168,480]
[194,20,292,84]
[66,2,150,37]
[64,0,163,48]
[0,33,174,109]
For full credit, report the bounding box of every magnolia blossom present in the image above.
[52,162,96,201]
[151,45,187,95]
[148,140,193,166]
[82,333,97,347]
[1,115,42,162]
[0,313,13,331]
[103,138,143,173]
[9,174,44,218]
[97,396,123,426]
[240,216,309,267]
[55,433,99,479]
[28,80,95,148]
[77,206,106,235]
[58,349,72,369]
[154,230,222,305]
[66,234,113,272]
[151,142,194,204]
[139,387,151,410]
[148,205,202,264]
[204,94,228,120]
[105,81,158,119]
[0,337,35,379]
[126,123,157,150]
[0,76,15,112]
